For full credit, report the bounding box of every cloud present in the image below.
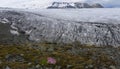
[80,0,120,7]
[102,0,120,7]
[0,0,51,8]
[53,0,86,2]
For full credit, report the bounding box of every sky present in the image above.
[0,0,119,8]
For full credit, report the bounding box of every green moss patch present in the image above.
[0,44,117,69]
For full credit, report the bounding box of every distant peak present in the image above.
[47,2,104,9]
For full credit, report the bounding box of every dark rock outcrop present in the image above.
[91,3,104,8]
[74,3,91,8]
[47,2,76,9]
[47,2,104,9]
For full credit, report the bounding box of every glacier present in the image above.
[0,8,120,47]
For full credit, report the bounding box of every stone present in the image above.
[47,46,54,52]
[67,65,73,68]
[0,60,2,64]
[36,64,40,68]
[5,54,24,62]
[5,66,11,69]
[85,65,94,69]
[28,62,32,65]
[109,65,116,69]
[40,46,47,52]
[20,54,24,56]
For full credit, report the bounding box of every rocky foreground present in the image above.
[0,43,119,69]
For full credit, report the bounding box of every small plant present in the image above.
[47,57,56,64]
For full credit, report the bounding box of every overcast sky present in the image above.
[0,0,119,8]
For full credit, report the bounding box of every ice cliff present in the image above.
[0,8,120,47]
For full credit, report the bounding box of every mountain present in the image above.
[47,2,76,9]
[47,2,104,9]
[0,0,104,9]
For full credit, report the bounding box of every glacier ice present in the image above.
[0,8,120,47]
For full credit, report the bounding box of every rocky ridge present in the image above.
[47,2,104,9]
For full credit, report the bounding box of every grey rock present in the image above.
[0,60,2,64]
[54,66,61,69]
[5,66,11,69]
[36,64,40,68]
[40,46,47,52]
[67,65,73,68]
[20,54,24,56]
[5,54,24,62]
[85,65,94,69]
[109,65,116,69]
[28,62,32,65]
[47,46,54,52]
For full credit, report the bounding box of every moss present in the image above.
[0,43,116,69]
[0,62,28,69]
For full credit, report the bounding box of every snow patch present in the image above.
[10,30,19,35]
[0,18,9,24]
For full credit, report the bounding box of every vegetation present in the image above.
[0,43,117,69]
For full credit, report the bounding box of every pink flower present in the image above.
[47,57,56,64]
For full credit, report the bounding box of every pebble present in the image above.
[85,65,93,69]
[5,54,24,62]
[40,46,47,52]
[109,65,116,69]
[36,64,40,68]
[28,62,32,65]
[20,54,24,56]
[0,60,2,64]
[5,66,10,69]
[48,46,54,52]
[67,65,73,68]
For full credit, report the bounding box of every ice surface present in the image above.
[26,8,120,24]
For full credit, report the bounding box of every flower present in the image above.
[47,57,56,64]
